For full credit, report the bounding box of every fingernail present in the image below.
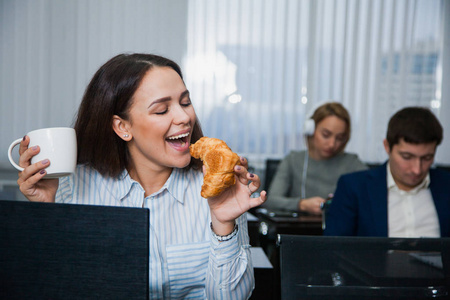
[249,173,255,178]
[32,146,38,151]
[241,157,246,162]
[42,159,49,165]
[236,166,241,171]
[39,169,46,175]
[23,136,26,141]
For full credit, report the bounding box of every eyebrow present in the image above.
[398,151,435,158]
[148,90,190,108]
[320,128,345,136]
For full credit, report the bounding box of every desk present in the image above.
[255,209,323,251]
[247,209,322,260]
[258,211,323,236]
[250,209,323,261]
[249,209,323,299]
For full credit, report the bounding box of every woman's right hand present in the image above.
[299,196,326,215]
[16,136,58,202]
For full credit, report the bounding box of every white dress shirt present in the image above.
[387,164,440,238]
[56,164,254,299]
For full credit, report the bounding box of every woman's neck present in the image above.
[127,163,173,197]
[307,150,322,161]
[307,141,322,161]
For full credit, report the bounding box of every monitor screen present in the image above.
[278,235,450,300]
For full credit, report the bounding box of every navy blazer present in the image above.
[324,162,450,237]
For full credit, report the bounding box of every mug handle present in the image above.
[8,138,25,171]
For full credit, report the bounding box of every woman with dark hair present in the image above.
[264,102,367,215]
[16,53,266,299]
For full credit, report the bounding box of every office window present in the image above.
[0,0,447,171]
[184,0,444,167]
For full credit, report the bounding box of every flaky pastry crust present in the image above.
[189,137,241,198]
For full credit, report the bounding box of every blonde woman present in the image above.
[265,102,367,215]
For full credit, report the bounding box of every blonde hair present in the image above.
[311,102,351,152]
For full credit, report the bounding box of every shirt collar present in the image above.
[386,162,430,193]
[114,169,141,201]
[165,168,191,204]
[114,168,190,203]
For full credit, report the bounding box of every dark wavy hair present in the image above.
[74,53,203,177]
[386,106,442,150]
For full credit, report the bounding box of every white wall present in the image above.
[0,0,188,169]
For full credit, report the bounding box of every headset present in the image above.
[303,101,326,136]
[303,117,316,136]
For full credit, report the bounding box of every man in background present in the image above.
[324,106,450,237]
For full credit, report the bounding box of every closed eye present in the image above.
[336,135,346,142]
[154,105,169,115]
[180,92,192,107]
[155,109,168,115]
[321,130,331,138]
[422,155,434,161]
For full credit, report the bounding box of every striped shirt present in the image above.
[56,164,254,299]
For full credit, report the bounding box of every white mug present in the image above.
[8,127,77,179]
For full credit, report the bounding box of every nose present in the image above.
[328,137,338,149]
[411,158,422,175]
[172,104,191,124]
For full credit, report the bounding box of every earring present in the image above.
[123,134,129,138]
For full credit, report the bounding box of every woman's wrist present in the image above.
[210,213,236,236]
[298,198,306,211]
[210,222,238,242]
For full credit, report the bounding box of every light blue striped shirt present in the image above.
[56,164,254,299]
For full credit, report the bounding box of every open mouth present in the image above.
[166,132,190,149]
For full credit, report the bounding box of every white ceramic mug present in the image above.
[7,127,77,179]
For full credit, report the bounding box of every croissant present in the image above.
[190,137,241,198]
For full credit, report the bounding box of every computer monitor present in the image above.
[277,234,450,300]
[0,200,149,300]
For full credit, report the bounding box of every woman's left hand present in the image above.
[207,157,267,235]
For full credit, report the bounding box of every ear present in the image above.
[383,139,390,155]
[112,115,132,141]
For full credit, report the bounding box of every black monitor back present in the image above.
[264,159,281,192]
[278,234,450,300]
[0,200,149,300]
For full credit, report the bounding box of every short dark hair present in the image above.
[74,53,203,177]
[386,106,443,149]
